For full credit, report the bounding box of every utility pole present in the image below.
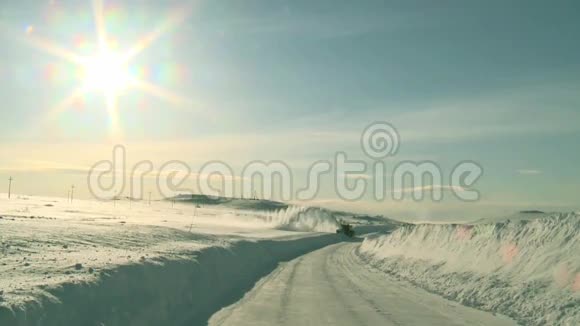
[8,176,13,199]
[188,206,197,232]
[70,185,75,203]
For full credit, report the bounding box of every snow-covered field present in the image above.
[0,194,346,325]
[359,212,580,325]
[4,193,573,325]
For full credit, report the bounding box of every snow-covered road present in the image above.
[210,242,516,326]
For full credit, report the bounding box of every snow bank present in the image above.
[359,212,580,325]
[0,234,341,325]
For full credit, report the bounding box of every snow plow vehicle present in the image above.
[336,221,355,238]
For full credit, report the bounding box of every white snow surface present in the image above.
[360,212,580,326]
[0,194,344,325]
[2,193,559,326]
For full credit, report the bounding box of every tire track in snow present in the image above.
[277,257,304,324]
[333,244,403,326]
[321,244,369,326]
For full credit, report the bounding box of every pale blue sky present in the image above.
[0,0,579,220]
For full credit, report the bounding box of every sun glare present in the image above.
[81,52,131,94]
[16,0,195,140]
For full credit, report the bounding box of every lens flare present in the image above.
[2,0,198,141]
[501,243,519,264]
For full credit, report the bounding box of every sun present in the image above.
[80,51,131,94]
[12,0,196,141]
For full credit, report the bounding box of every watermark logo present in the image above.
[88,122,483,202]
[361,121,399,159]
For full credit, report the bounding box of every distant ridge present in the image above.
[167,194,399,226]
[168,194,289,211]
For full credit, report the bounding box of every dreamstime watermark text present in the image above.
[88,122,483,202]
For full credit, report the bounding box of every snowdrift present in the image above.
[359,212,580,325]
[264,206,340,233]
[187,206,340,233]
[0,234,341,326]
